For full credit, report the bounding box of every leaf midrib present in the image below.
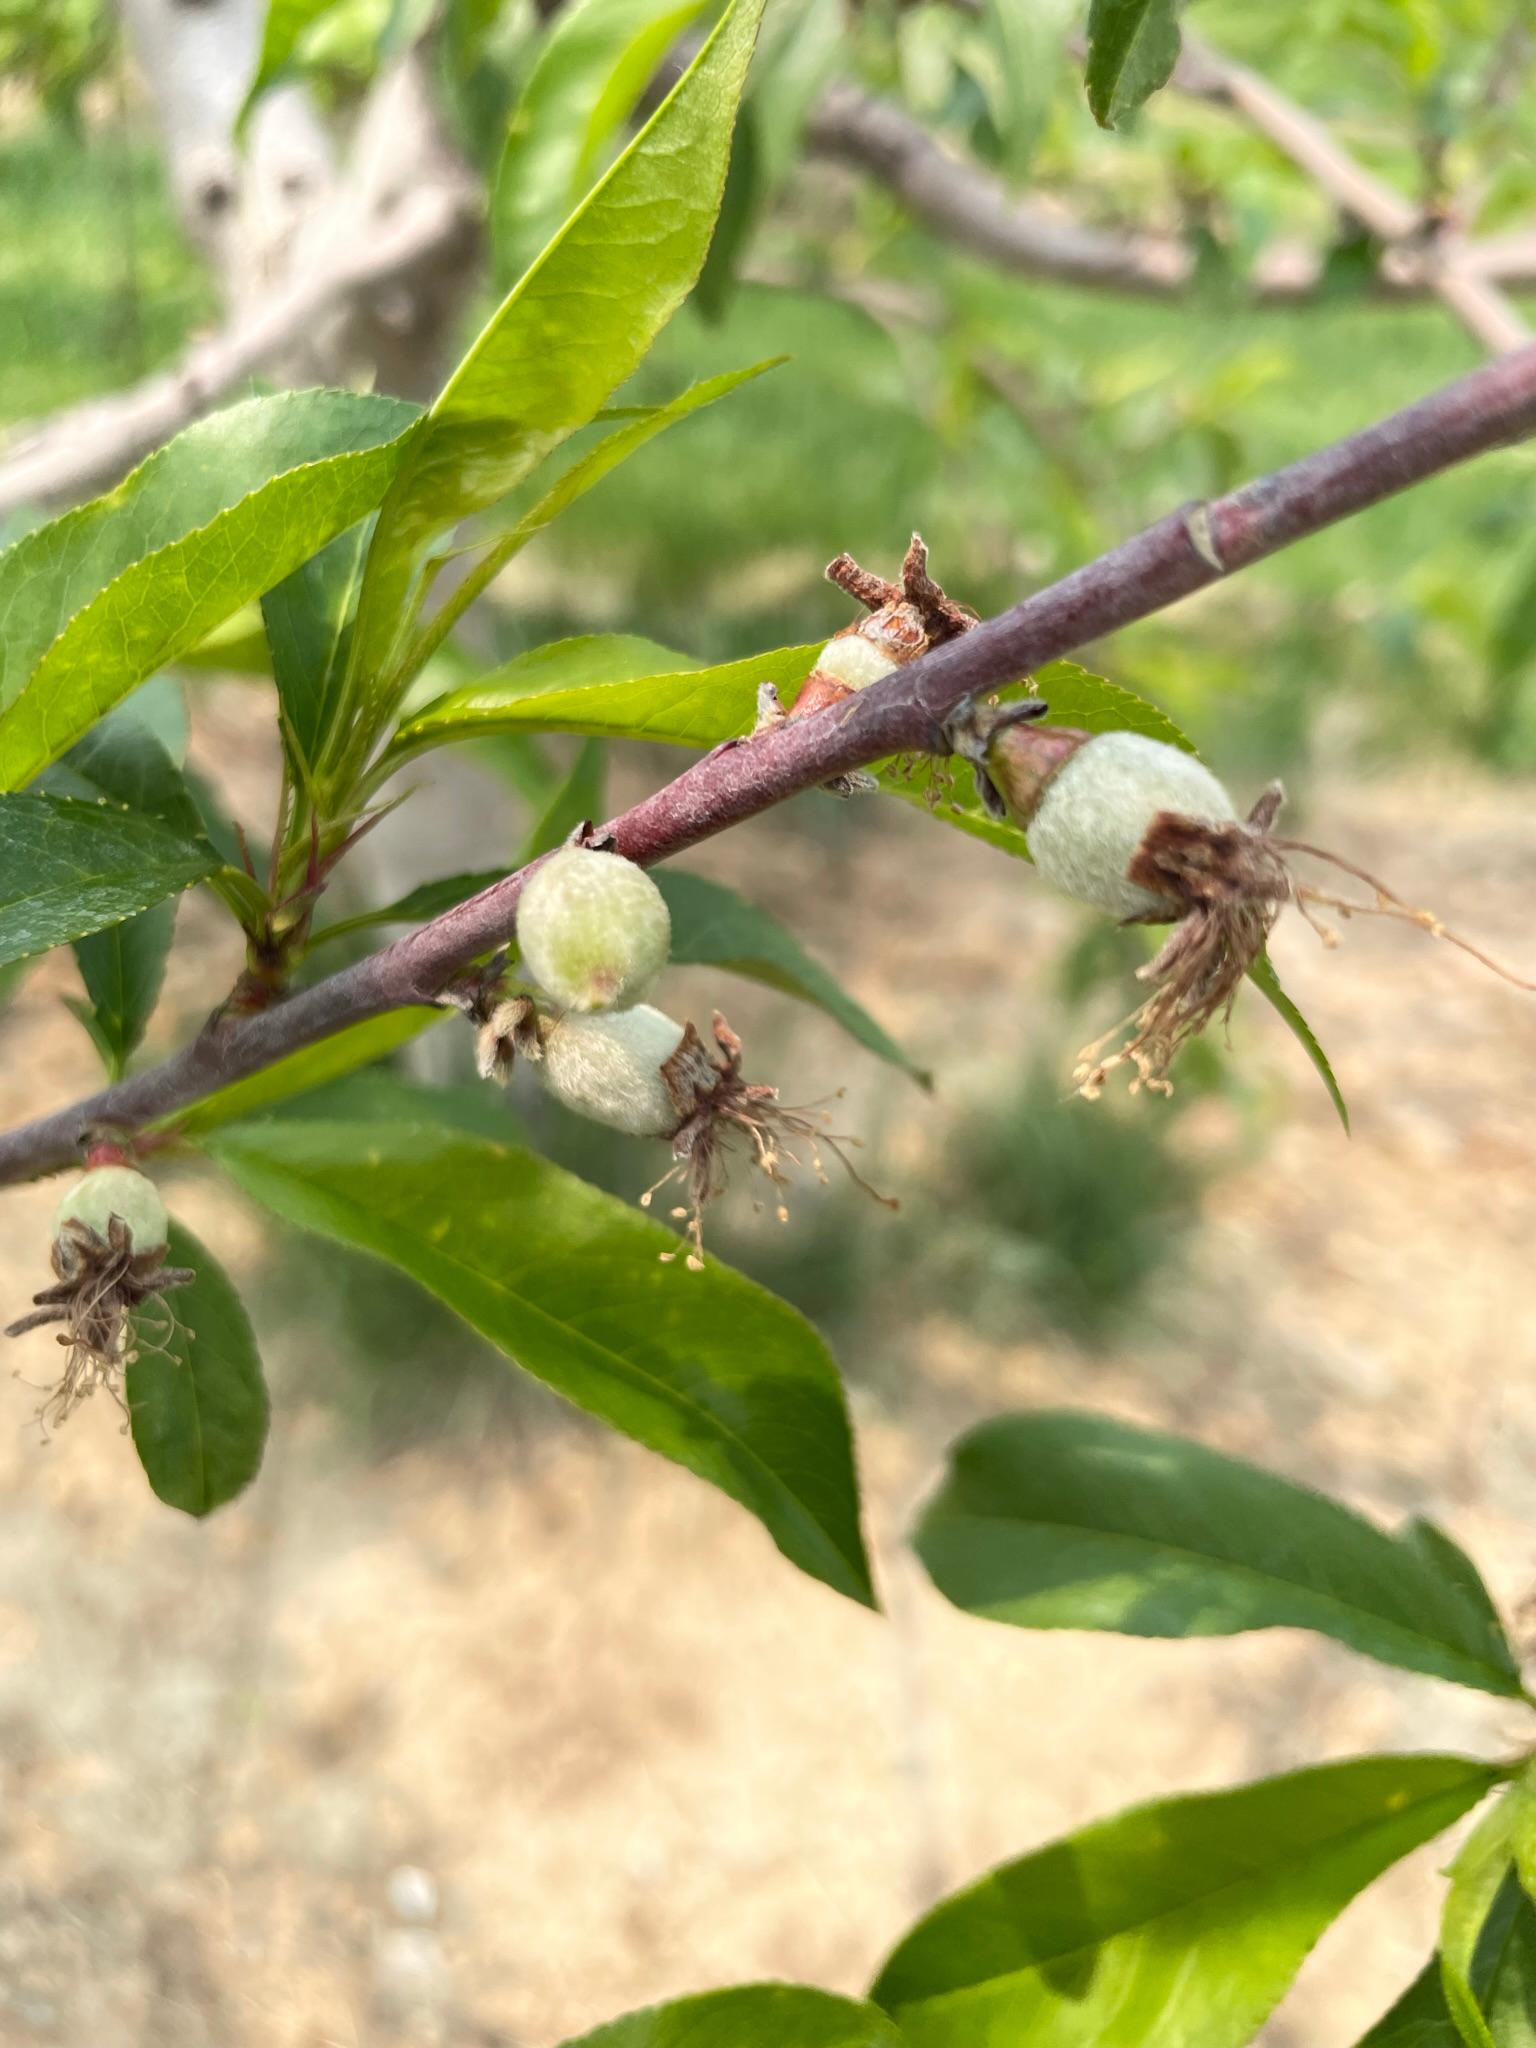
[930,1501,1515,1690]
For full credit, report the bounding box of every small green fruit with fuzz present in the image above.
[10,1163,192,1434]
[517,848,671,1012]
[54,1165,168,1255]
[537,1005,686,1137]
[1025,731,1237,921]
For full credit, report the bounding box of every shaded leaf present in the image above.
[1444,1797,1520,2048]
[309,872,506,950]
[659,869,927,1084]
[0,392,419,789]
[493,0,717,278]
[561,1984,905,2047]
[871,1755,1501,2048]
[44,713,207,1074]
[211,1118,875,1605]
[0,794,215,968]
[262,518,373,782]
[1485,1881,1536,2048]
[1358,1873,1533,2046]
[71,903,177,1077]
[346,0,767,743]
[915,1410,1524,1698]
[522,739,608,862]
[1084,0,1182,128]
[167,1009,441,1136]
[126,1222,270,1516]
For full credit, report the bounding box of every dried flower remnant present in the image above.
[5,1165,193,1435]
[949,706,1536,1098]
[536,1006,895,1267]
[754,534,979,796]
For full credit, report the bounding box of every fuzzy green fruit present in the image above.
[1027,731,1237,920]
[54,1165,168,1253]
[517,848,671,1012]
[537,1006,686,1136]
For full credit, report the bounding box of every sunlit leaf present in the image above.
[872,1755,1502,2048]
[344,0,767,751]
[493,0,717,278]
[390,640,817,760]
[0,392,419,788]
[560,1984,905,2047]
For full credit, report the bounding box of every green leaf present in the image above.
[0,391,419,789]
[402,361,782,681]
[658,870,928,1085]
[210,1118,875,1605]
[125,1222,270,1516]
[522,739,608,862]
[43,713,209,1074]
[166,1009,441,1136]
[71,903,177,1077]
[694,100,762,322]
[40,712,207,840]
[1484,1880,1536,2047]
[560,1985,905,2047]
[309,871,507,950]
[391,640,818,761]
[870,1754,1501,2048]
[1246,948,1350,1132]
[492,0,717,279]
[262,519,373,783]
[0,794,216,968]
[345,0,767,744]
[1444,1797,1521,2048]
[914,1410,1524,1699]
[1084,0,1182,128]
[1357,1873,1536,2045]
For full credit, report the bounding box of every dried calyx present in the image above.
[756,534,978,796]
[536,1007,894,1267]
[6,1163,193,1434]
[949,704,1536,1098]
